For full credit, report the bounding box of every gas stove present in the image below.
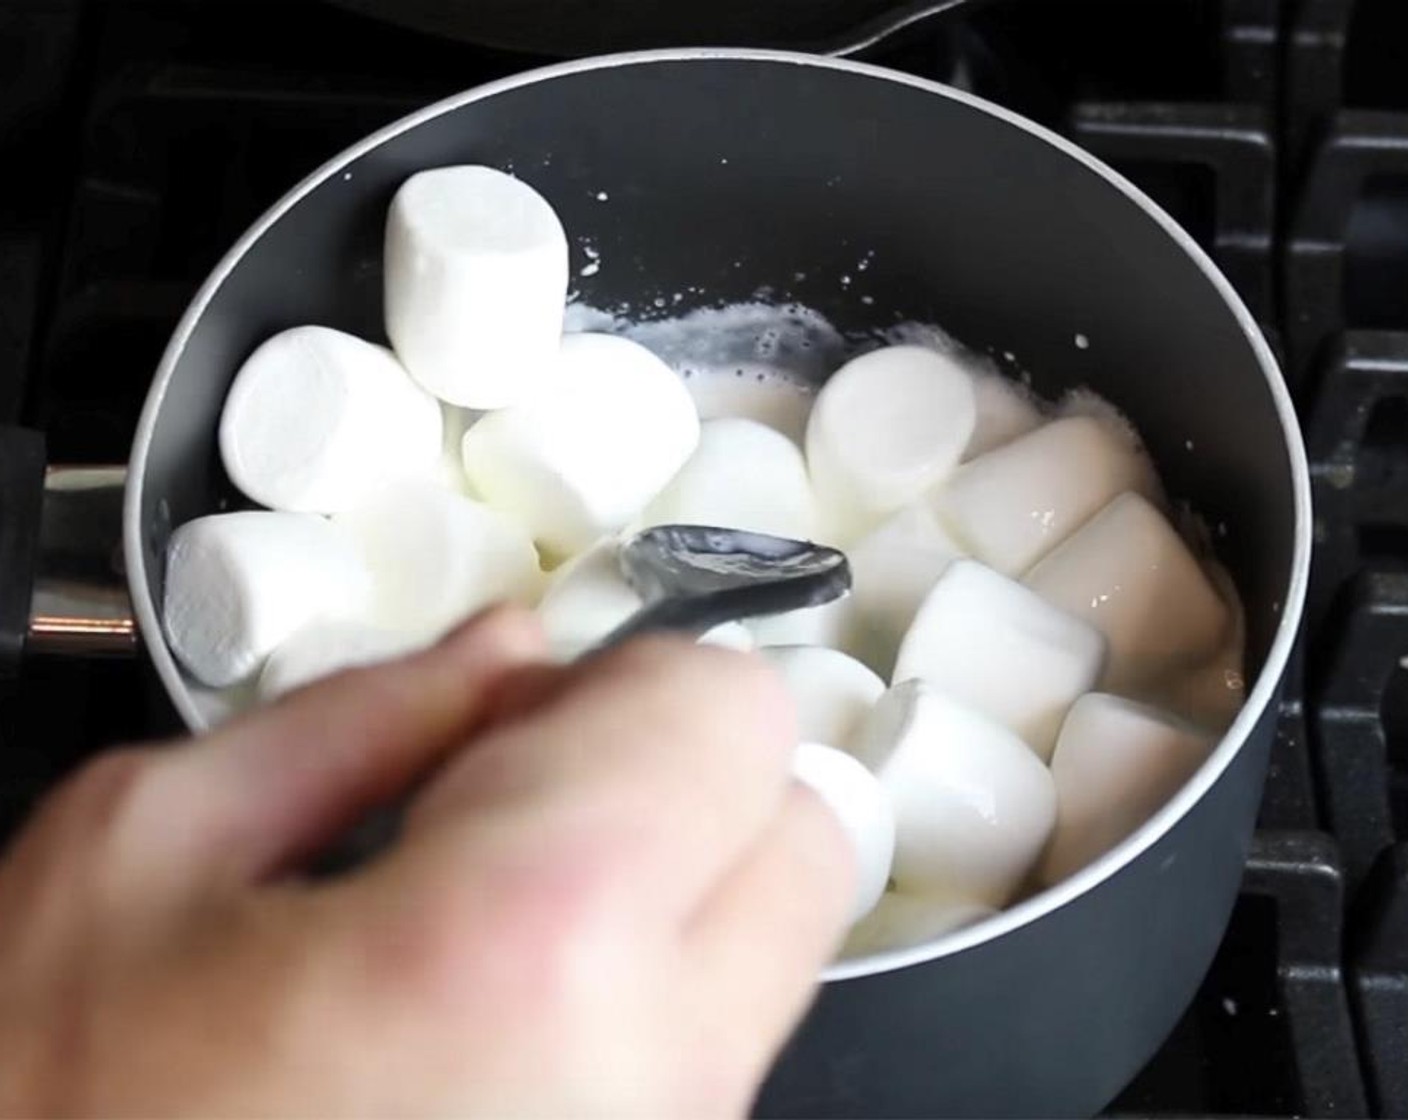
[0,2,1403,1115]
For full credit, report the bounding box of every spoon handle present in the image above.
[591,594,752,653]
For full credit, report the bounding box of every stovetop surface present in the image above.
[2,2,1406,1116]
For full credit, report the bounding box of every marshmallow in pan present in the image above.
[163,511,371,688]
[853,681,1057,907]
[964,371,1043,460]
[934,413,1160,576]
[762,646,885,752]
[893,559,1106,761]
[791,742,896,921]
[259,619,425,700]
[698,622,755,652]
[640,417,815,542]
[1024,492,1231,693]
[436,405,479,496]
[218,326,443,514]
[385,165,568,409]
[842,891,996,959]
[746,597,849,651]
[806,345,977,541]
[461,332,700,559]
[336,479,542,642]
[536,538,757,660]
[840,503,964,678]
[1039,693,1214,885]
[1143,642,1247,736]
[536,538,642,660]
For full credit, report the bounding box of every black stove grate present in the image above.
[1,2,1405,1116]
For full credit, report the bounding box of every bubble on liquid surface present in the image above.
[565,301,848,390]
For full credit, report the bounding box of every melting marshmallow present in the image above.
[1039,693,1214,885]
[337,480,541,642]
[163,512,371,688]
[218,326,442,515]
[698,622,755,651]
[791,742,896,921]
[893,559,1106,760]
[259,619,424,700]
[842,891,996,959]
[806,345,977,541]
[964,372,1043,460]
[461,332,700,559]
[1025,492,1231,693]
[684,370,815,447]
[839,503,964,678]
[436,405,479,495]
[746,598,849,650]
[762,646,885,752]
[536,540,757,660]
[1145,644,1247,735]
[536,539,641,660]
[384,165,568,409]
[640,418,815,541]
[933,414,1160,576]
[853,681,1057,907]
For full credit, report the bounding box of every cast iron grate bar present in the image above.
[1308,568,1408,896]
[1303,331,1408,649]
[1242,833,1367,1118]
[1348,842,1408,1118]
[1284,113,1408,398]
[1069,100,1276,325]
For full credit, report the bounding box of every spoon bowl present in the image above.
[598,525,852,649]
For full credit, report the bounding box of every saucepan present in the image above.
[1,51,1310,1117]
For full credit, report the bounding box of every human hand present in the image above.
[0,608,854,1117]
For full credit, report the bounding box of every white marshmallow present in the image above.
[384,165,568,409]
[1025,492,1231,693]
[933,413,1160,576]
[685,371,815,447]
[163,512,371,688]
[218,326,443,515]
[853,681,1057,906]
[893,559,1106,760]
[461,332,701,559]
[746,597,849,650]
[259,620,424,700]
[640,418,815,541]
[435,405,479,495]
[806,345,977,541]
[537,544,754,660]
[964,372,1043,460]
[842,891,996,959]
[1039,693,1214,885]
[791,742,896,921]
[698,622,755,652]
[336,480,541,642]
[762,646,885,752]
[536,538,641,660]
[839,503,964,678]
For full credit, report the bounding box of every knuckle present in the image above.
[375,844,626,1019]
[62,748,160,827]
[589,638,797,754]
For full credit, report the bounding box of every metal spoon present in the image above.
[312,526,849,874]
[596,525,852,650]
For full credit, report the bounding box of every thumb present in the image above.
[146,606,548,890]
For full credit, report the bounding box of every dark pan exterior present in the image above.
[125,52,1312,1117]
